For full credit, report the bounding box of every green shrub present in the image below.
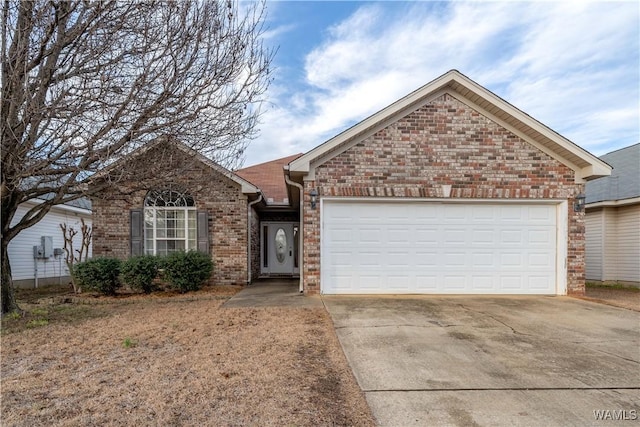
[162,251,213,293]
[73,257,122,295]
[121,255,159,294]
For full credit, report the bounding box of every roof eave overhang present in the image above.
[586,196,640,209]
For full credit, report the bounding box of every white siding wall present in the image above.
[615,205,640,282]
[585,209,603,281]
[8,202,92,283]
[602,208,618,281]
[587,204,640,283]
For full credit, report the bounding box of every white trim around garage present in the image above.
[320,197,568,295]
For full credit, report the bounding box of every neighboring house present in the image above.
[91,70,611,296]
[8,198,93,288]
[585,143,640,284]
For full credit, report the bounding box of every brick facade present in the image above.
[92,142,250,286]
[302,94,585,295]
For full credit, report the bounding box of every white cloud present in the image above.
[247,1,639,165]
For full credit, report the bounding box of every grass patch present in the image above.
[586,282,640,292]
[30,307,49,317]
[26,319,49,328]
[14,285,72,303]
[2,287,114,335]
[122,337,137,348]
[4,312,21,320]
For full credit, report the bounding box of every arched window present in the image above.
[143,189,197,256]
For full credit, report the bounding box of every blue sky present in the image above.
[244,1,640,166]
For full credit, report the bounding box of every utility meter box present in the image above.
[33,245,45,258]
[41,236,53,258]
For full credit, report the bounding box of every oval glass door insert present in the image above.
[275,228,287,263]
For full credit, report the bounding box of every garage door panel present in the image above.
[358,275,382,291]
[472,252,496,268]
[387,227,412,243]
[500,252,522,267]
[387,251,410,267]
[528,229,553,245]
[414,205,439,222]
[443,229,467,245]
[529,276,554,290]
[528,252,553,268]
[444,275,467,289]
[444,251,466,267]
[500,229,525,245]
[500,276,524,290]
[471,276,494,290]
[470,204,496,220]
[528,206,554,222]
[415,250,439,266]
[359,227,382,243]
[388,275,411,290]
[322,201,558,295]
[359,251,381,267]
[472,229,495,245]
[415,275,438,290]
[415,228,439,245]
[444,204,468,217]
[327,226,353,243]
[499,207,525,222]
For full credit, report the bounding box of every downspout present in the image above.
[284,172,304,293]
[247,192,263,285]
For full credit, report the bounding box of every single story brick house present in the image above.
[91,70,611,295]
[585,143,639,285]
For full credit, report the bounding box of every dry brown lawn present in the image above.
[1,286,375,426]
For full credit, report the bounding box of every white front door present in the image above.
[262,222,299,274]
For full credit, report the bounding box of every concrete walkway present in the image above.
[223,279,323,308]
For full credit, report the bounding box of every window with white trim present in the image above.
[144,189,197,256]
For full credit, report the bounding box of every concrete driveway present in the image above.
[322,296,640,427]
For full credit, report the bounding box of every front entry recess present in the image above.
[262,222,299,275]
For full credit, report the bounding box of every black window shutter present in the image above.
[130,209,144,256]
[197,211,209,254]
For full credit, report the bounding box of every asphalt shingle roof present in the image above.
[236,154,302,205]
[585,143,640,203]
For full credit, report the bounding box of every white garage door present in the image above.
[322,201,559,295]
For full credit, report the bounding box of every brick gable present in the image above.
[91,142,249,286]
[303,94,585,294]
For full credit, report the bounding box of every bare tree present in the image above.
[1,0,273,313]
[60,218,91,293]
